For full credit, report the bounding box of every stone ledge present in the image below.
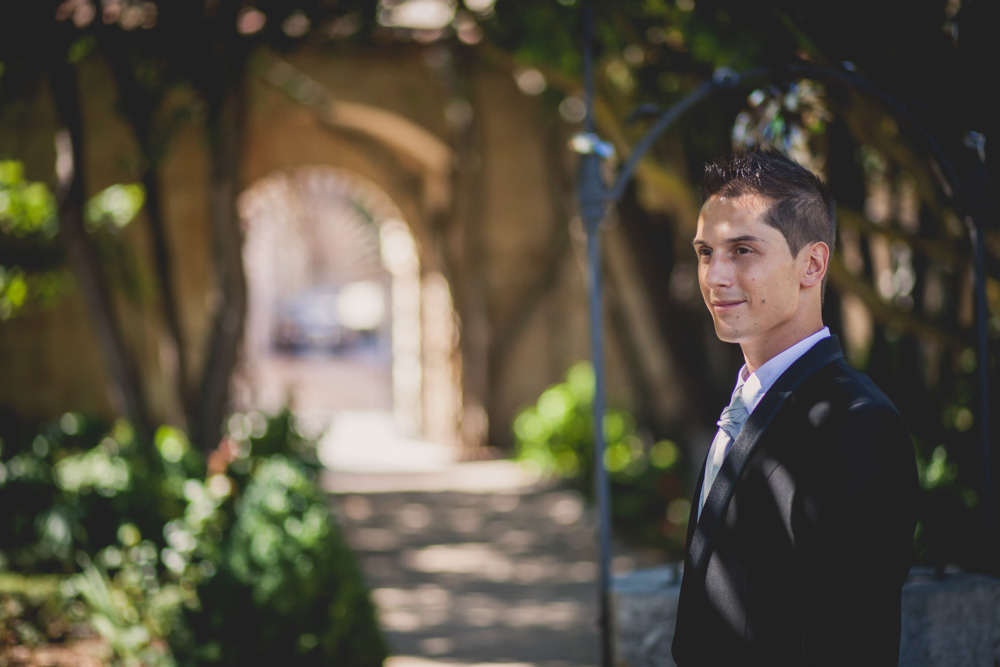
[900,569,1000,666]
[611,565,1000,667]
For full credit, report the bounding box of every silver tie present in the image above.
[698,384,749,517]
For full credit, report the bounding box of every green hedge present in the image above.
[0,409,386,665]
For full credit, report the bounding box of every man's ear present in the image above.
[800,241,829,288]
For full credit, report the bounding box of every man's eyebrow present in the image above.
[691,235,768,246]
[727,234,768,245]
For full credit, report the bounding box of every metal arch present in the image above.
[576,1,993,663]
[612,63,963,200]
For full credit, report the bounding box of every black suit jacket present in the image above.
[672,336,918,666]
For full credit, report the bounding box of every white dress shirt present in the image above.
[739,327,831,416]
[698,327,831,514]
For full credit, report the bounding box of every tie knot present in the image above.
[717,385,749,441]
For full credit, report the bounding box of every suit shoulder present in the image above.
[807,359,901,417]
[794,360,914,468]
[788,359,912,464]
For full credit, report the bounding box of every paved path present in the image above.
[319,411,604,667]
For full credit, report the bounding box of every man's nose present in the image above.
[704,255,732,287]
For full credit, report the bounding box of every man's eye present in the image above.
[734,246,752,255]
[697,247,712,257]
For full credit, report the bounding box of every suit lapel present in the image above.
[684,336,845,578]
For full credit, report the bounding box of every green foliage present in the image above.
[0,414,164,572]
[0,160,72,319]
[732,80,830,164]
[912,439,982,570]
[237,407,320,468]
[66,553,178,666]
[0,410,386,666]
[514,361,690,555]
[0,573,75,650]
[85,183,145,232]
[0,161,57,238]
[0,158,153,319]
[0,414,187,663]
[485,1,584,79]
[173,456,386,666]
[82,180,156,304]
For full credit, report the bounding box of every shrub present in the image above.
[171,455,386,666]
[0,415,172,574]
[513,361,690,555]
[0,409,386,666]
[912,442,981,570]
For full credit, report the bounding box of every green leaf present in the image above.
[85,183,146,231]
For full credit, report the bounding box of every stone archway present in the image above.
[240,48,596,455]
[235,165,460,460]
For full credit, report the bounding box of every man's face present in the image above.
[693,194,810,362]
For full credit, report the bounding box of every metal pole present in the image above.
[969,210,993,568]
[957,0,995,570]
[577,1,614,665]
[963,129,994,571]
[586,218,614,667]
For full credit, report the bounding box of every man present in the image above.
[671,148,918,665]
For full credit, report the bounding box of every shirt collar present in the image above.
[736,327,831,414]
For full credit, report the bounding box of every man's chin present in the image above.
[712,323,742,344]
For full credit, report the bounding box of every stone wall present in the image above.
[0,43,673,451]
[611,566,1000,667]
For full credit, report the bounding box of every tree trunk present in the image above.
[48,54,153,443]
[616,183,719,432]
[191,74,249,451]
[100,33,193,428]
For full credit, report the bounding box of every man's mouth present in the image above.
[711,299,745,312]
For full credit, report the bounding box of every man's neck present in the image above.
[742,321,825,375]
[736,327,831,415]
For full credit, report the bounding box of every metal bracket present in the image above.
[964,131,987,163]
[572,132,616,159]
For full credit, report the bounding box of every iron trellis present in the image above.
[574,2,994,665]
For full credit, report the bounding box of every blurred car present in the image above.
[272,288,349,353]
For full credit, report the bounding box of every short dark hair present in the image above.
[702,147,836,256]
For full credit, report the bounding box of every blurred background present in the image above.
[0,0,997,665]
